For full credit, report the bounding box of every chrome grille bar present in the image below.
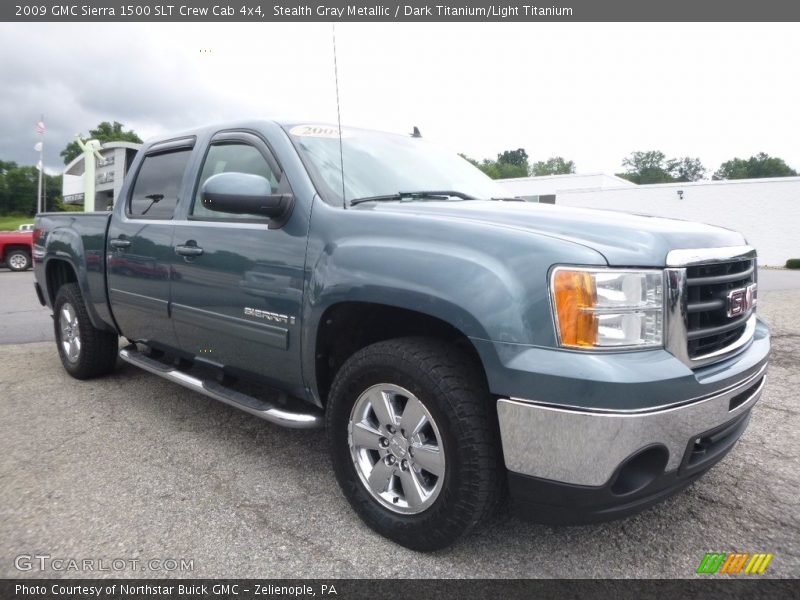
[664,246,758,369]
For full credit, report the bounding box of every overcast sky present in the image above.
[1,22,798,176]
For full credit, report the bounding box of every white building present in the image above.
[62,141,141,210]
[500,173,636,203]
[499,174,800,266]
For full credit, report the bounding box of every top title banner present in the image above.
[4,0,800,21]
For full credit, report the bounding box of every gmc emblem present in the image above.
[727,283,758,318]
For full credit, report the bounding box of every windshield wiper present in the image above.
[490,196,525,202]
[350,190,476,206]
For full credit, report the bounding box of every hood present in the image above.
[362,200,746,266]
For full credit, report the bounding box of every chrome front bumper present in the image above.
[497,363,767,487]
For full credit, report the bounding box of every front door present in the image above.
[106,140,194,349]
[170,132,307,391]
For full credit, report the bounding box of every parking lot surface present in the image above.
[0,272,798,578]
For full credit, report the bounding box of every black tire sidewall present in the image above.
[53,283,117,379]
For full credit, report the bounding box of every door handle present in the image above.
[109,238,131,249]
[175,244,204,257]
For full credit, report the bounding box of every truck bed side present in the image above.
[33,212,117,333]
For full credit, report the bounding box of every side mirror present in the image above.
[200,172,293,227]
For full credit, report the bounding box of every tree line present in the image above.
[0,161,64,215]
[461,148,798,183]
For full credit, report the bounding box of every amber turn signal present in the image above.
[552,270,598,347]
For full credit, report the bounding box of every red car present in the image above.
[0,229,34,271]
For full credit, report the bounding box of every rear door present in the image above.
[106,138,195,349]
[169,131,307,391]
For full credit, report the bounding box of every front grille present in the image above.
[685,258,755,358]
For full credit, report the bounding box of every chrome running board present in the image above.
[119,345,323,429]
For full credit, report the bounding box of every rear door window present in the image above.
[128,149,192,219]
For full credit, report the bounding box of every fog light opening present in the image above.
[610,445,669,496]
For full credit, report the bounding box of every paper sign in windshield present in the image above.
[290,124,351,138]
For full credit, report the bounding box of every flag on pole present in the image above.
[36,119,45,135]
[37,159,43,171]
[34,142,43,152]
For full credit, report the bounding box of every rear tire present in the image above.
[53,283,118,379]
[326,337,503,551]
[7,249,31,271]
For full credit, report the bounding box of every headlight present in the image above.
[550,267,664,349]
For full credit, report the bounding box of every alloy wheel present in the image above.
[348,383,446,514]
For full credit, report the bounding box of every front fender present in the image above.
[306,237,521,341]
[300,201,608,401]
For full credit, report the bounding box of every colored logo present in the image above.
[696,552,773,574]
[726,283,757,318]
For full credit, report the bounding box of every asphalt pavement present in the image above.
[0,269,798,578]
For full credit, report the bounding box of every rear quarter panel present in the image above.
[34,212,116,331]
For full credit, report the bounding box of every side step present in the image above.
[119,345,324,429]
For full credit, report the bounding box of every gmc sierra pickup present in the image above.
[33,121,770,551]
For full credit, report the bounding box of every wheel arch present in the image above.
[3,244,32,260]
[310,300,488,408]
[44,257,114,332]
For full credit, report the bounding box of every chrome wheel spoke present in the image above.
[351,422,383,450]
[59,303,81,363]
[367,459,394,494]
[400,396,427,436]
[397,467,426,509]
[369,390,397,429]
[61,307,72,328]
[412,443,444,477]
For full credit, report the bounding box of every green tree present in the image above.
[497,148,529,169]
[667,157,706,182]
[459,149,530,179]
[43,172,64,211]
[531,156,576,176]
[0,162,38,215]
[60,121,142,165]
[617,150,674,184]
[0,161,64,215]
[713,153,797,180]
[618,151,707,184]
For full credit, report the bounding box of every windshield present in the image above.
[286,124,508,205]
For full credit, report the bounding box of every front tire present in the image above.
[7,249,31,271]
[53,283,118,379]
[327,337,503,551]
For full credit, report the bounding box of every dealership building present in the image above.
[62,141,141,210]
[500,173,800,266]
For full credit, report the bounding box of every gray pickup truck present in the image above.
[33,121,770,551]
